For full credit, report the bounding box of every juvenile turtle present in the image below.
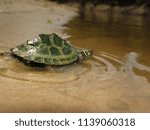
[9,33,93,66]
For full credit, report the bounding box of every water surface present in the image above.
[0,8,150,112]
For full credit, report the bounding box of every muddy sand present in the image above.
[0,0,150,112]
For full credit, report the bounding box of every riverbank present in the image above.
[0,0,78,51]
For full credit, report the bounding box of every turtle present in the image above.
[8,33,93,66]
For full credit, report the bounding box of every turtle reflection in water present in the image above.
[3,33,93,67]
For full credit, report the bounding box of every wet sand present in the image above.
[0,0,77,51]
[0,0,80,112]
[0,0,150,112]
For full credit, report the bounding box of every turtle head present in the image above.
[78,49,93,61]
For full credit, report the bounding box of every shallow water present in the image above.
[0,8,150,112]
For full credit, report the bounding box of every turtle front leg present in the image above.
[78,53,84,62]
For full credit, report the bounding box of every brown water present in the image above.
[0,7,150,112]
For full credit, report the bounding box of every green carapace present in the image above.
[11,33,93,66]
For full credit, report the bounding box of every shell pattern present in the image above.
[11,33,79,66]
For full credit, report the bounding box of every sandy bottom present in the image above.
[0,0,150,112]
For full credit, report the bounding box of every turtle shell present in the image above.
[11,33,79,66]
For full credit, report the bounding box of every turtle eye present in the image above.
[87,51,91,56]
[87,50,93,56]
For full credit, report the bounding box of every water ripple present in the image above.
[0,52,149,84]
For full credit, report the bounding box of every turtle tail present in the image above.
[0,51,11,57]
